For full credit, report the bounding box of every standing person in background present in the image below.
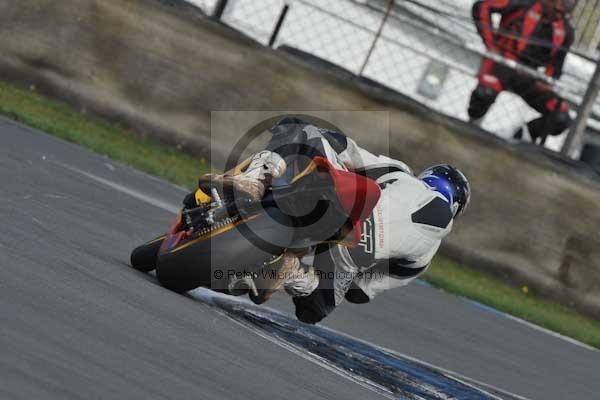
[468,0,577,144]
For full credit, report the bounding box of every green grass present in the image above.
[0,81,208,189]
[1,79,599,349]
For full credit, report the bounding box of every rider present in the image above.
[468,0,576,144]
[199,118,471,324]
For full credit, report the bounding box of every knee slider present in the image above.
[293,291,332,324]
[295,308,323,324]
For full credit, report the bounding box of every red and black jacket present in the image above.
[473,0,574,78]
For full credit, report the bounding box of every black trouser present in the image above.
[468,59,572,141]
[292,244,337,324]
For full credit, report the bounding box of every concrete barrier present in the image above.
[1,0,600,317]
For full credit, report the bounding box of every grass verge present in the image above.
[0,81,208,188]
[1,79,598,349]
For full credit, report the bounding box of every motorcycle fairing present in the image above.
[287,156,381,247]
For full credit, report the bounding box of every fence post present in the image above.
[212,0,229,20]
[268,4,290,47]
[561,59,600,158]
[359,0,394,76]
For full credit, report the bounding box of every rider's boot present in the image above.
[199,151,286,202]
[249,251,302,305]
[228,275,259,297]
[283,264,319,298]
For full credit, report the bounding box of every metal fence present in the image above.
[572,0,600,53]
[189,0,600,160]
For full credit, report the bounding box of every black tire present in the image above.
[130,236,165,272]
[156,207,293,293]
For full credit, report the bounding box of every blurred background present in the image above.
[190,0,600,165]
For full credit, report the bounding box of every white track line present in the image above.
[460,299,597,352]
[52,160,180,214]
[501,312,598,352]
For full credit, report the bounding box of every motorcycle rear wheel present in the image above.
[156,207,293,293]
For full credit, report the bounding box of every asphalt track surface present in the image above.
[1,116,599,399]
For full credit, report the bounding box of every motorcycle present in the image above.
[130,156,381,294]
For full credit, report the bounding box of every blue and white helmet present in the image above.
[418,164,471,218]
